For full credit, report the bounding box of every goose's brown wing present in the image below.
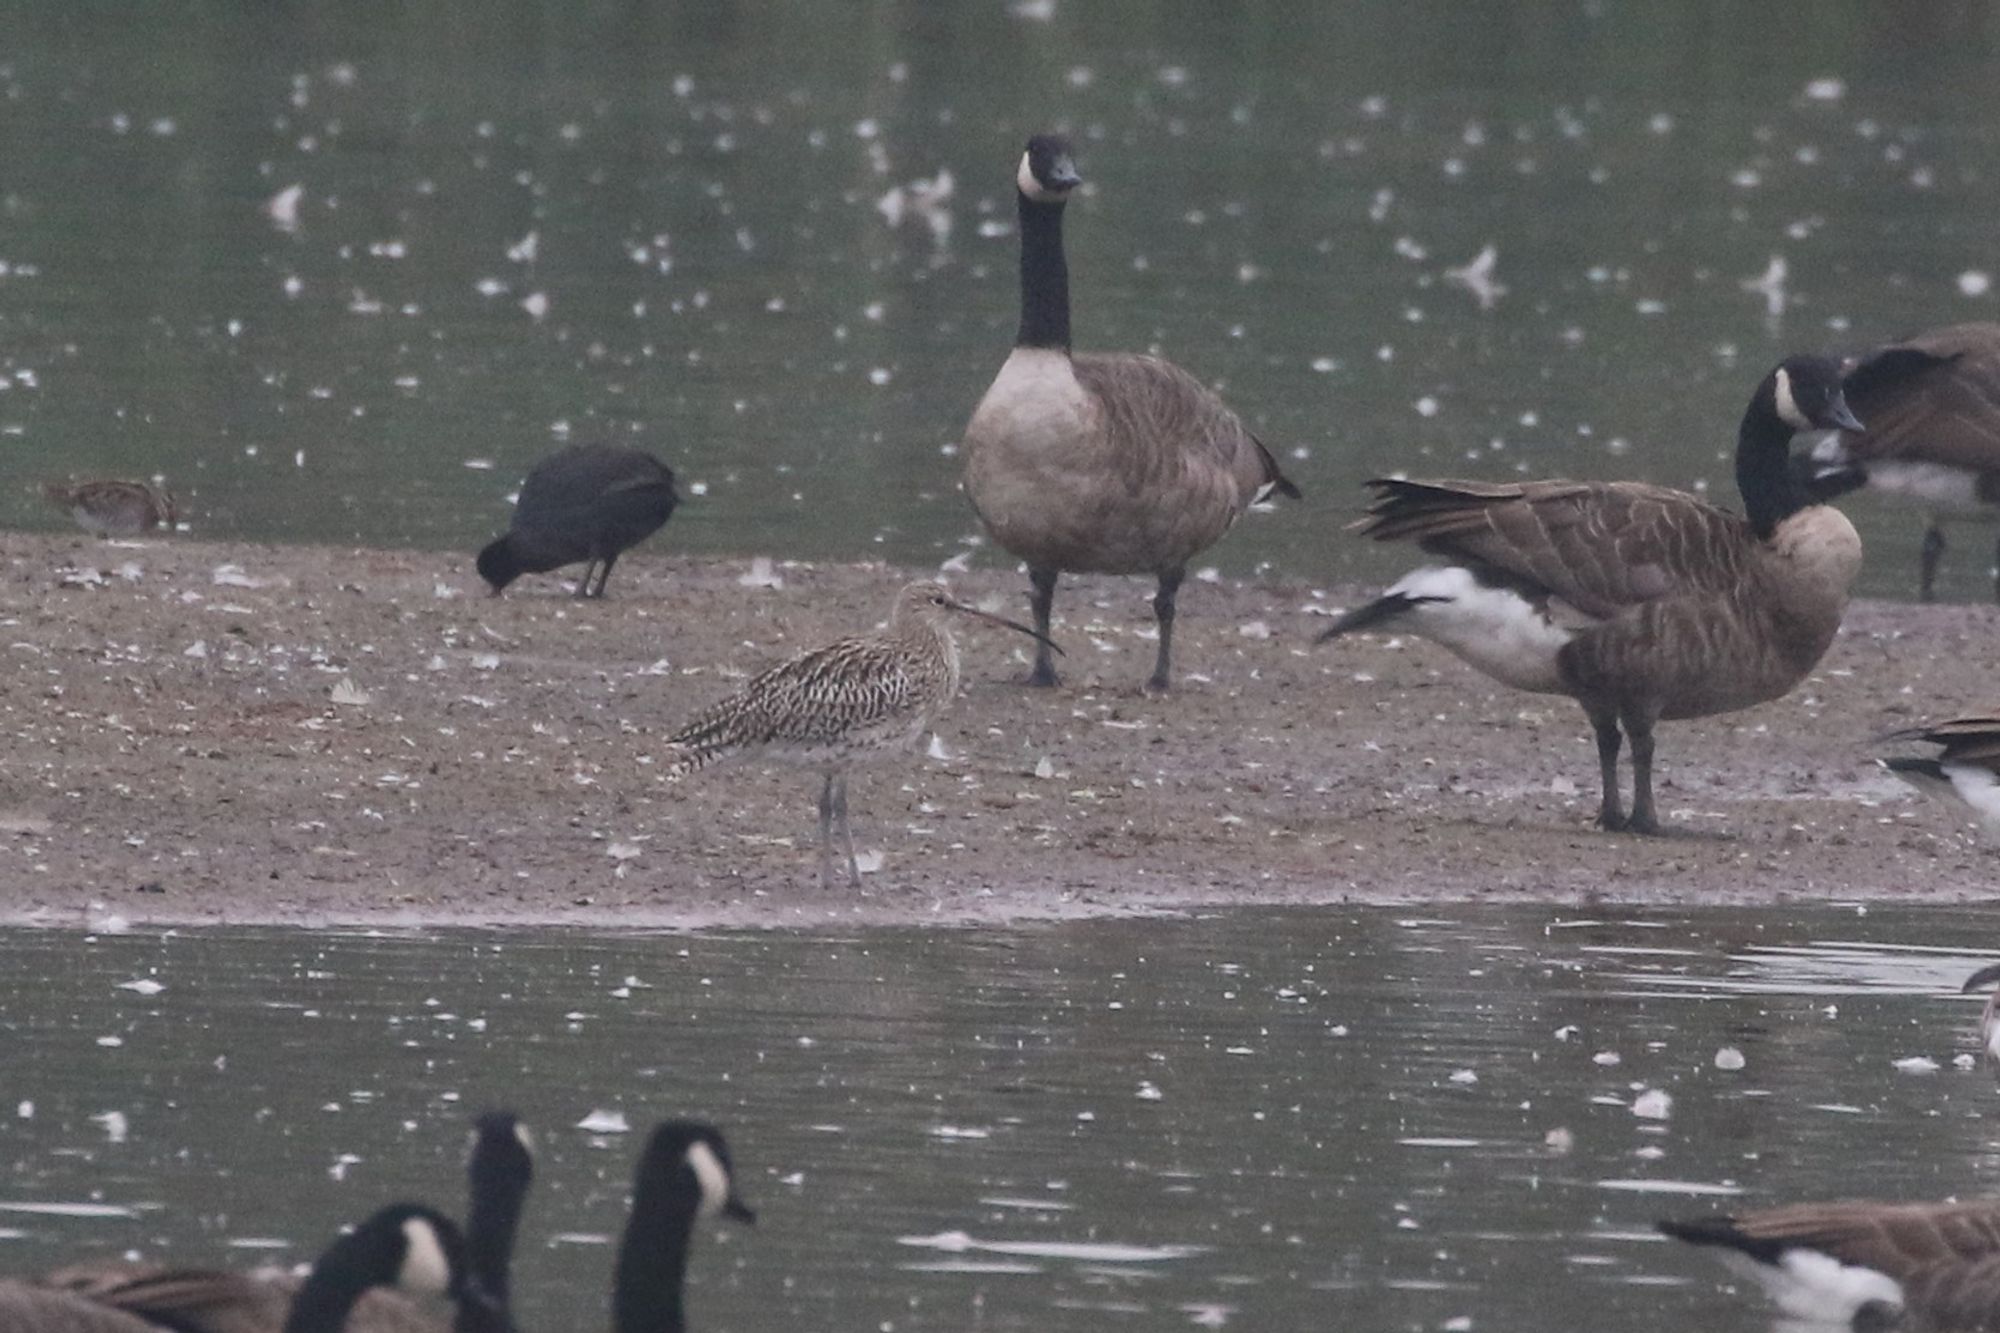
[1352,477,1754,620]
[1884,716,2000,765]
[1721,1199,2000,1276]
[1072,354,1297,503]
[1841,323,2000,479]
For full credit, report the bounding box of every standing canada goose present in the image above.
[1659,1198,2000,1330]
[611,1120,755,1333]
[960,132,1302,692]
[661,580,1060,888]
[1880,715,2000,841]
[1795,322,2000,601]
[40,1112,532,1333]
[1,1204,483,1333]
[477,444,679,598]
[1319,356,1865,835]
[43,480,177,537]
[1965,962,2000,1066]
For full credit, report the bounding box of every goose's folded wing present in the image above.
[1352,477,1754,620]
[1723,1200,2000,1276]
[1841,329,2000,474]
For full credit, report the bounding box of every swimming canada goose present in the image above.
[960,132,1302,691]
[43,480,177,537]
[477,444,679,598]
[1795,322,2000,601]
[662,580,1060,888]
[1659,1198,2000,1330]
[1319,356,1865,835]
[1965,961,2000,1066]
[2,1204,483,1333]
[40,1112,532,1333]
[1880,716,2000,842]
[611,1120,755,1333]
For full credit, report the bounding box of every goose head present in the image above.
[285,1203,484,1333]
[1765,355,1864,435]
[637,1119,757,1229]
[1017,133,1081,204]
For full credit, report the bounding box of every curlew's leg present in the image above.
[834,772,861,889]
[591,552,619,598]
[1148,566,1186,693]
[1920,523,1945,602]
[1024,567,1060,688]
[1588,708,1625,831]
[1623,710,1663,836]
[574,560,600,599]
[816,771,837,889]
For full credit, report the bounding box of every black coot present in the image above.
[477,445,679,598]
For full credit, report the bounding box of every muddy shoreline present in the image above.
[2,531,1994,930]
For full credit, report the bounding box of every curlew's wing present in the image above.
[1838,323,2000,476]
[1072,353,1299,503]
[1352,477,1754,621]
[666,637,921,771]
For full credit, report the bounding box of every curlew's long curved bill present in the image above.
[945,597,1065,657]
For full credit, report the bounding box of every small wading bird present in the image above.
[960,132,1301,692]
[1320,356,1864,835]
[38,1110,533,1333]
[661,580,1060,888]
[1659,1197,2000,1331]
[1795,322,2000,601]
[44,479,176,536]
[478,444,679,599]
[1880,715,2000,842]
[0,1204,489,1333]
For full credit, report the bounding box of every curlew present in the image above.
[44,479,176,537]
[662,580,1059,888]
[961,132,1302,692]
[478,444,679,599]
[1795,322,2000,601]
[1320,356,1864,835]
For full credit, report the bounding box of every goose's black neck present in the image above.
[1015,191,1072,352]
[1736,388,1811,541]
[611,1186,696,1333]
[283,1240,383,1333]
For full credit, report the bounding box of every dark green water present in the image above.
[3,907,1998,1330]
[4,4,2000,598]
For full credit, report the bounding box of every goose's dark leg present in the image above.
[1990,531,1999,604]
[1588,707,1625,831]
[574,559,600,599]
[592,551,619,598]
[834,772,860,889]
[816,771,837,889]
[1623,709,1663,836]
[1148,566,1186,693]
[1025,567,1060,687]
[1920,523,1946,602]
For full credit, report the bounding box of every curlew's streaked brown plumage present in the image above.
[960,133,1301,693]
[1660,1197,2000,1329]
[1881,715,2000,842]
[43,479,176,537]
[1319,355,1865,835]
[661,580,1061,888]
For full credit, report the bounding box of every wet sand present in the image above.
[3,531,1995,929]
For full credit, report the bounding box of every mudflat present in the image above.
[4,532,1994,929]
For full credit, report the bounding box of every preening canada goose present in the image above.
[43,480,176,537]
[1320,356,1865,835]
[3,1204,482,1333]
[960,132,1302,691]
[40,1112,532,1333]
[1796,322,2000,601]
[611,1120,755,1333]
[1659,1198,2000,1330]
[477,444,679,598]
[1881,715,2000,842]
[661,581,1060,888]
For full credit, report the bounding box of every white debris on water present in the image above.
[1442,243,1505,309]
[91,1111,129,1143]
[1892,1055,1940,1074]
[1631,1089,1673,1120]
[264,183,303,230]
[576,1109,630,1134]
[116,978,164,995]
[1714,1046,1746,1071]
[520,291,550,320]
[1959,270,1992,297]
[1803,76,1846,102]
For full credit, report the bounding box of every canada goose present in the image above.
[40,1112,532,1333]
[960,132,1302,692]
[1,1204,482,1333]
[1880,716,2000,842]
[477,444,679,598]
[1795,322,2000,601]
[662,580,1059,888]
[611,1120,755,1333]
[43,480,176,537]
[1966,962,2000,1066]
[1659,1198,2000,1330]
[1319,356,1865,835]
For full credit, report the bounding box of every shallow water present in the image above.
[5,906,2000,1330]
[2,5,1999,599]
